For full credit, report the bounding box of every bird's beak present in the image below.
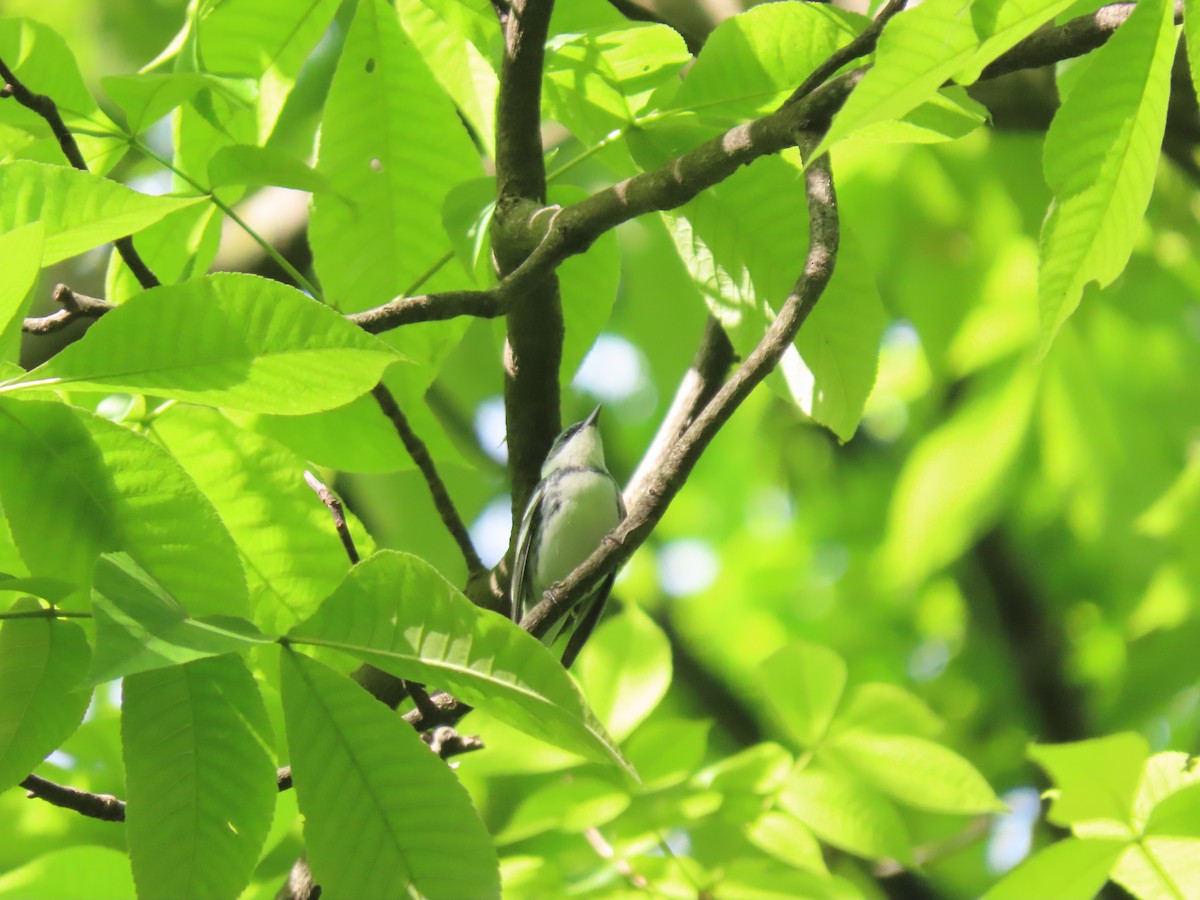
[584,405,602,428]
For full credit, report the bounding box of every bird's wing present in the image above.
[510,481,545,622]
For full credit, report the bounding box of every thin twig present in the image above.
[522,138,839,640]
[369,384,485,577]
[20,774,126,822]
[22,284,115,335]
[302,471,360,565]
[346,289,503,333]
[0,58,159,289]
[785,0,908,107]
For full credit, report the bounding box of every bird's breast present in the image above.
[532,469,623,591]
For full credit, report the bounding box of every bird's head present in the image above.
[541,406,606,475]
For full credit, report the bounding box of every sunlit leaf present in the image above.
[123,655,275,900]
[0,597,90,792]
[982,838,1126,900]
[281,650,500,900]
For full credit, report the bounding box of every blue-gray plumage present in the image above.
[511,406,626,666]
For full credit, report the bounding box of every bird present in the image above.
[511,406,626,667]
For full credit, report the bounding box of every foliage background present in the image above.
[1,0,1199,898]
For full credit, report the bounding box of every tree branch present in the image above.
[346,289,503,333]
[20,774,126,822]
[302,471,360,565]
[370,384,485,577]
[522,138,840,640]
[22,284,114,335]
[0,58,160,289]
[625,316,735,504]
[604,0,704,54]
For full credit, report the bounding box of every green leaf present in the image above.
[310,0,482,313]
[881,362,1038,587]
[778,765,913,863]
[103,203,222,305]
[573,604,671,741]
[982,838,1127,900]
[497,775,631,843]
[666,3,862,121]
[824,731,1005,815]
[0,161,201,264]
[1187,0,1200,103]
[624,718,711,789]
[1146,783,1200,838]
[748,811,829,876]
[844,86,989,146]
[812,0,980,158]
[88,555,269,686]
[288,551,633,773]
[656,152,885,440]
[280,650,500,900]
[190,0,343,139]
[151,406,374,633]
[396,0,500,156]
[958,0,1081,84]
[693,742,794,794]
[1037,0,1176,351]
[102,72,256,135]
[1029,733,1149,829]
[0,846,135,900]
[829,683,944,739]
[122,655,276,900]
[0,18,107,129]
[0,597,90,793]
[207,144,334,194]
[1113,837,1200,900]
[5,274,400,414]
[544,25,690,141]
[760,640,847,749]
[0,222,45,363]
[0,399,247,612]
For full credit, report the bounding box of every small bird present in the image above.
[511,406,626,667]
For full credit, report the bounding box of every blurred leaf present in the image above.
[748,811,829,875]
[1037,0,1175,350]
[554,185,621,381]
[823,731,1005,814]
[7,274,400,414]
[693,743,794,794]
[1029,733,1149,830]
[624,718,711,789]
[829,683,944,739]
[0,846,135,900]
[0,161,200,264]
[207,144,333,194]
[982,838,1126,900]
[760,639,847,749]
[122,655,275,900]
[574,604,671,741]
[88,555,269,686]
[778,765,913,863]
[881,362,1037,587]
[289,551,634,773]
[1145,783,1200,838]
[497,776,630,843]
[280,650,500,900]
[0,18,107,128]
[0,597,90,793]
